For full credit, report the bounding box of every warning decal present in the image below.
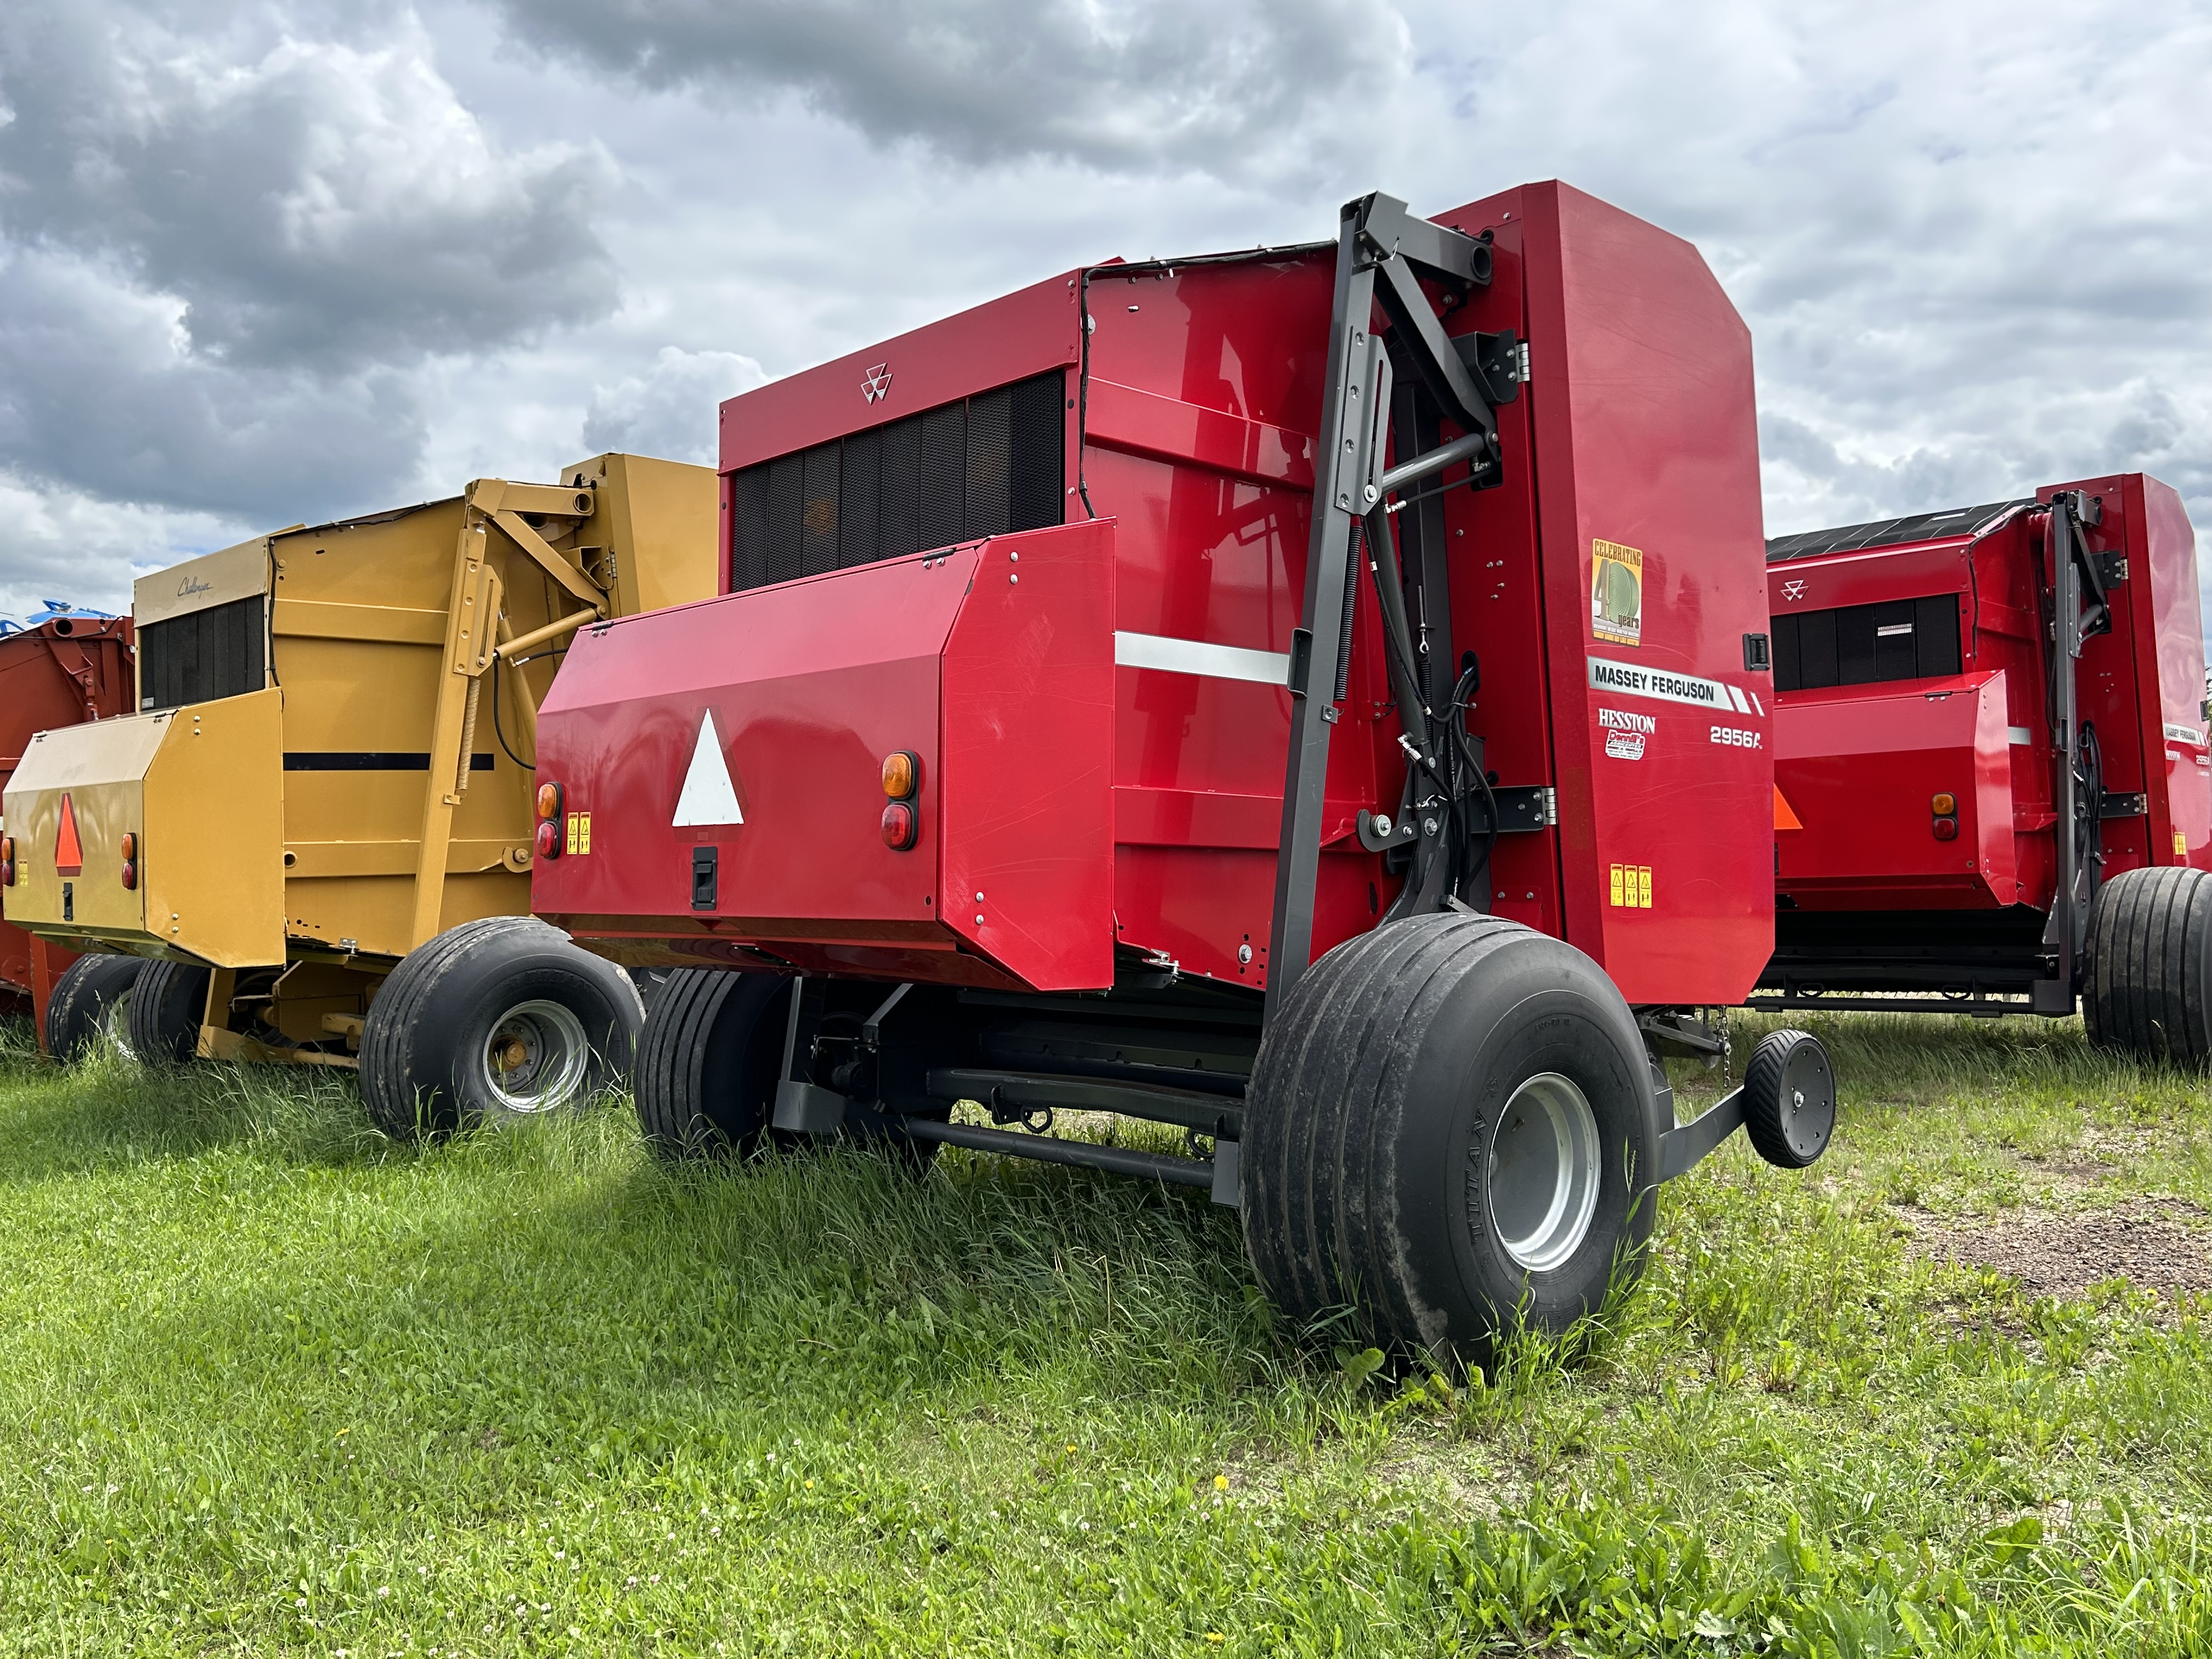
[1591,539,1644,646]
[672,712,745,827]
[55,792,83,876]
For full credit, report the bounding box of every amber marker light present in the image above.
[882,750,919,800]
[1931,789,1960,841]
[536,781,564,821]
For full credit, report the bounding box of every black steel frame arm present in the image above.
[1265,191,1511,1018]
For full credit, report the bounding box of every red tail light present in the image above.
[534,819,562,860]
[1932,817,1959,842]
[881,801,918,851]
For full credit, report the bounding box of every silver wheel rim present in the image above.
[1486,1071,1602,1273]
[476,999,591,1114]
[100,991,136,1061]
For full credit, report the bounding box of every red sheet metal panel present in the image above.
[2066,473,2210,876]
[1777,671,2017,907]
[534,520,1115,991]
[1482,181,1774,1004]
[1,617,134,1008]
[544,184,1771,1005]
[718,272,1082,477]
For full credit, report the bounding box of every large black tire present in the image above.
[635,969,794,1159]
[1242,913,1662,1366]
[634,969,943,1165]
[359,917,645,1138]
[2084,866,2212,1065]
[44,955,149,1060]
[127,959,213,1065]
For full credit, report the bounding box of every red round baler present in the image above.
[1760,478,2212,1060]
[528,183,1836,1359]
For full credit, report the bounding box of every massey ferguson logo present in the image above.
[860,363,893,405]
[1781,579,1808,602]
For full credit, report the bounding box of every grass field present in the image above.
[3,1009,2210,1656]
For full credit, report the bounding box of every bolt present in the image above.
[975,914,985,926]
[1008,551,1019,562]
[1238,944,1253,964]
[1009,573,1019,584]
[1372,814,1393,837]
[975,891,984,902]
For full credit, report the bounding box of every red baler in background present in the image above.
[0,611,135,1039]
[529,183,1837,1361]
[1758,477,2211,1056]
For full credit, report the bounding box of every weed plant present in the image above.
[1,1009,2209,1654]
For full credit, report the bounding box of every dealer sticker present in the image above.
[1591,539,1644,646]
[1599,707,1652,760]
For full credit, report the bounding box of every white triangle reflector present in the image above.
[672,710,744,826]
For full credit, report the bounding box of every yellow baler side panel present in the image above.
[268,501,464,614]
[282,868,529,959]
[143,689,287,968]
[564,452,720,617]
[264,500,540,957]
[0,711,166,941]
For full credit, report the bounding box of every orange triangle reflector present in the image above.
[1773,785,1804,833]
[55,792,83,876]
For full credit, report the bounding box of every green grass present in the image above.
[3,1010,2211,1656]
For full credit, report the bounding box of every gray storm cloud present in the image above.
[0,0,619,556]
[0,0,2206,626]
[490,0,1409,176]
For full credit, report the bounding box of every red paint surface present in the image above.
[535,520,1115,990]
[0,617,133,1020]
[540,183,1774,1003]
[1770,472,2208,916]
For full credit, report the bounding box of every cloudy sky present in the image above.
[1,0,2206,624]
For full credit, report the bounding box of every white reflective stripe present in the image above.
[1114,630,1289,686]
[1586,656,1735,711]
[2007,726,2035,745]
[1751,691,1765,716]
[1726,684,1751,713]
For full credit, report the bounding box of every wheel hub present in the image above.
[1485,1071,1602,1273]
[476,1000,590,1114]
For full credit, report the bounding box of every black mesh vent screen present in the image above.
[1773,593,1962,692]
[729,369,1066,592]
[139,595,267,710]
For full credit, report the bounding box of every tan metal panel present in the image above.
[134,538,273,627]
[142,689,287,967]
[272,598,450,647]
[563,453,720,617]
[0,710,167,944]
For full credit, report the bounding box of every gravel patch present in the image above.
[1909,1199,2212,1300]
